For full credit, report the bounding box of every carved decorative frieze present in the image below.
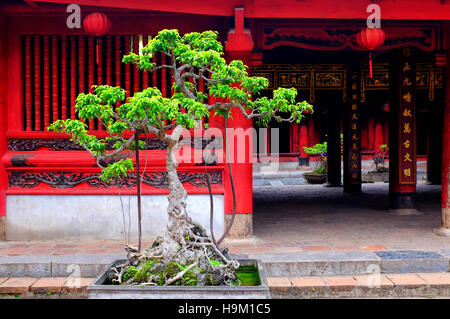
[253,64,347,102]
[8,137,222,152]
[258,24,439,52]
[254,62,443,103]
[8,171,222,189]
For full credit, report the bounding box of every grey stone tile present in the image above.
[0,255,56,277]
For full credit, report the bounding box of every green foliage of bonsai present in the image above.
[303,141,327,174]
[48,29,312,286]
[373,143,388,172]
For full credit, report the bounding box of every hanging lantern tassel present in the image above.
[356,27,385,79]
[83,12,111,66]
[96,38,100,65]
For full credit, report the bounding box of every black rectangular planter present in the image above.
[87,259,271,299]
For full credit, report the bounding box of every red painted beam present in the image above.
[28,0,450,20]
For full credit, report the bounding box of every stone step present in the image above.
[250,251,450,277]
[0,254,124,278]
[0,250,448,279]
[267,273,450,298]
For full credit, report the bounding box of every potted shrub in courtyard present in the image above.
[48,29,312,297]
[362,144,389,183]
[303,142,327,184]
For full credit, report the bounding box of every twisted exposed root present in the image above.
[109,221,239,287]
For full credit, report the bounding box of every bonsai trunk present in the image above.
[165,139,191,247]
[113,131,239,286]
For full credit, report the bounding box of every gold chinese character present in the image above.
[352,83,357,90]
[402,108,412,117]
[352,123,357,130]
[402,92,411,103]
[352,113,358,120]
[403,168,411,177]
[352,134,358,141]
[352,163,358,169]
[404,153,412,162]
[351,173,358,179]
[352,143,358,150]
[352,153,357,161]
[403,140,410,148]
[403,62,411,71]
[351,104,357,111]
[403,123,411,134]
[403,77,412,86]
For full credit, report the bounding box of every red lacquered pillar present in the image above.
[436,24,450,236]
[374,119,384,151]
[325,103,342,187]
[298,122,309,166]
[222,8,254,238]
[0,8,7,239]
[389,48,417,212]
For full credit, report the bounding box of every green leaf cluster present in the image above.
[48,28,313,185]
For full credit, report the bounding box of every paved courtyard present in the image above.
[1,181,449,298]
[224,182,450,255]
[0,181,448,256]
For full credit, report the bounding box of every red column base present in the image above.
[389,192,417,211]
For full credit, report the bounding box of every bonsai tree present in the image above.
[373,144,388,173]
[303,141,327,174]
[48,29,312,286]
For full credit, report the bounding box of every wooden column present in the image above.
[70,36,76,119]
[124,36,131,98]
[374,117,384,151]
[78,36,85,108]
[24,36,32,131]
[0,7,8,239]
[426,100,443,185]
[325,104,342,187]
[343,68,362,193]
[223,7,254,238]
[436,24,450,236]
[389,48,417,211]
[34,35,42,130]
[88,36,95,130]
[43,36,50,128]
[368,116,375,151]
[298,121,309,166]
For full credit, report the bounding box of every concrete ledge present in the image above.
[0,255,56,277]
[0,254,126,278]
[255,251,381,277]
[51,254,125,278]
[376,251,450,273]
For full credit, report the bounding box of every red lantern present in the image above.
[83,12,111,64]
[83,12,111,36]
[356,27,385,78]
